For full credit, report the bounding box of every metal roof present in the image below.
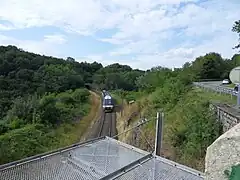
[0,136,204,180]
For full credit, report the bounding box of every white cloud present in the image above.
[44,34,67,44]
[0,24,13,31]
[131,32,238,70]
[109,38,161,56]
[76,56,122,67]
[0,0,239,69]
[0,33,67,57]
[133,48,195,70]
[105,0,240,69]
[0,0,103,33]
[0,0,203,34]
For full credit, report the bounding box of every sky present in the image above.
[0,0,239,70]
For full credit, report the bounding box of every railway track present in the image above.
[98,112,114,137]
[86,110,117,140]
[98,112,106,137]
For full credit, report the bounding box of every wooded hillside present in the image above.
[0,45,143,164]
[0,19,239,166]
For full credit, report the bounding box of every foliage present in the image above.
[92,63,144,91]
[169,93,222,167]
[2,89,90,129]
[0,124,48,164]
[136,67,174,93]
[0,45,102,118]
[190,53,226,79]
[136,71,222,170]
[131,62,227,170]
[224,164,240,180]
[0,19,240,168]
[232,20,240,49]
[0,88,90,164]
[0,45,144,164]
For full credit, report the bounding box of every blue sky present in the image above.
[0,0,239,70]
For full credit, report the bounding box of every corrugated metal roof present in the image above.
[0,136,204,180]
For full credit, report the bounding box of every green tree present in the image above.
[232,20,240,49]
[191,52,225,79]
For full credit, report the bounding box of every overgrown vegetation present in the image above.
[111,20,240,170]
[0,20,240,170]
[166,89,223,170]
[0,89,91,164]
[224,164,240,180]
[0,45,144,164]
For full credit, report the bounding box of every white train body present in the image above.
[102,94,114,112]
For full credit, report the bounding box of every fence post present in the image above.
[238,84,240,106]
[154,112,164,156]
[217,107,220,121]
[121,97,123,116]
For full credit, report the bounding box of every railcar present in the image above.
[102,90,106,97]
[102,95,114,112]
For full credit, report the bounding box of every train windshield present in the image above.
[104,99,112,105]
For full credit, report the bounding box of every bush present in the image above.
[0,124,48,164]
[0,88,91,164]
[168,93,222,168]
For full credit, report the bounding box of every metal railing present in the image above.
[193,82,238,97]
[1,136,204,180]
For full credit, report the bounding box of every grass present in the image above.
[165,87,237,170]
[112,91,144,145]
[48,90,101,148]
[111,93,122,104]
[0,91,102,165]
[79,91,101,141]
[111,90,147,105]
[132,86,236,171]
[115,102,139,142]
[227,83,236,88]
[113,86,236,171]
[195,87,237,105]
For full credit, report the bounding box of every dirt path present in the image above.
[80,90,102,141]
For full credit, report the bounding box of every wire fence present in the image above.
[111,115,156,154]
[193,82,238,98]
[0,136,204,180]
[0,112,204,180]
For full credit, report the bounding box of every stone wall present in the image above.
[205,122,240,180]
[205,103,240,179]
[210,102,240,132]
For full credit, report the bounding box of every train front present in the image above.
[102,95,114,112]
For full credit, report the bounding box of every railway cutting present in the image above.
[86,90,117,140]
